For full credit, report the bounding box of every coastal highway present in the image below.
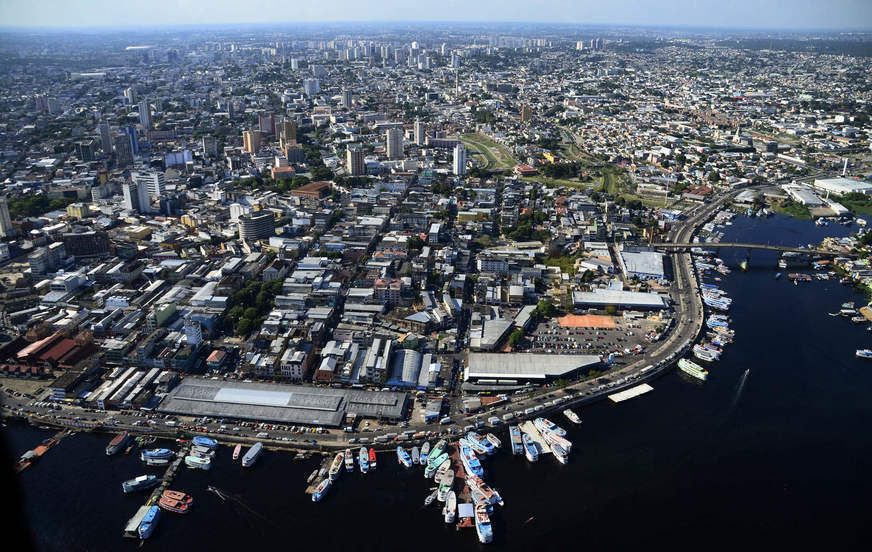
[3,193,738,452]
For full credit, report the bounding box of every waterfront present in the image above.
[6,213,872,551]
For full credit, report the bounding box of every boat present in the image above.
[368,448,377,470]
[435,458,452,482]
[242,442,263,468]
[522,433,539,463]
[344,448,354,472]
[533,418,566,437]
[678,358,709,381]
[420,441,431,465]
[192,436,218,450]
[428,440,447,465]
[485,433,501,449]
[775,272,782,279]
[232,444,242,460]
[106,431,130,456]
[551,442,569,464]
[474,504,494,544]
[311,478,332,502]
[358,447,369,473]
[307,469,318,484]
[122,474,160,493]
[857,349,872,359]
[425,452,449,478]
[137,505,160,540]
[158,490,192,514]
[135,435,156,447]
[443,490,457,524]
[140,448,174,462]
[509,426,523,456]
[467,474,503,506]
[459,442,484,477]
[437,468,455,502]
[563,409,581,424]
[191,445,215,457]
[396,446,413,468]
[411,446,420,465]
[424,489,438,507]
[328,452,344,480]
[692,344,721,362]
[467,433,495,455]
[185,454,212,470]
[540,427,572,452]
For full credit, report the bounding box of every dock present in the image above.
[304,454,331,494]
[608,383,654,403]
[448,442,470,502]
[518,421,551,454]
[14,429,68,472]
[123,442,190,538]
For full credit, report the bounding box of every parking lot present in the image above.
[517,315,664,358]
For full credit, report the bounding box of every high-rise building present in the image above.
[183,317,203,346]
[98,122,112,154]
[453,143,467,176]
[414,119,426,146]
[122,180,141,212]
[450,53,461,69]
[0,197,14,238]
[576,41,585,51]
[62,230,109,259]
[138,100,151,129]
[124,126,139,155]
[346,144,365,176]
[258,111,275,135]
[242,130,263,154]
[123,87,136,104]
[303,78,320,97]
[134,171,166,200]
[202,136,218,158]
[238,212,275,241]
[276,119,297,147]
[113,133,133,168]
[74,140,96,162]
[386,127,404,160]
[290,58,300,70]
[520,104,532,124]
[341,89,353,109]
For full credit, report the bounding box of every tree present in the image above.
[508,328,524,348]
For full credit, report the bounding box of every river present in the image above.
[5,213,872,551]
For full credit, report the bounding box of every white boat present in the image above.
[328,452,344,480]
[311,478,331,502]
[522,433,539,463]
[184,454,211,470]
[424,490,438,507]
[533,418,566,437]
[241,442,263,468]
[551,442,569,464]
[344,448,353,472]
[437,468,454,502]
[563,409,581,424]
[443,490,456,524]
[232,444,242,461]
[485,433,501,449]
[419,441,430,465]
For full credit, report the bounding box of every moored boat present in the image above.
[106,431,130,456]
[678,358,709,381]
[184,454,212,470]
[522,432,539,463]
[396,446,413,468]
[551,442,569,464]
[344,448,354,472]
[358,446,369,473]
[411,446,420,465]
[563,409,582,425]
[232,444,242,460]
[122,474,160,493]
[420,441,430,465]
[485,433,501,449]
[857,349,872,359]
[140,448,174,463]
[328,452,344,480]
[437,467,455,502]
[459,441,484,477]
[425,452,449,478]
[137,505,160,540]
[192,436,218,450]
[242,442,263,468]
[368,448,377,470]
[311,478,331,502]
[474,504,493,544]
[509,425,523,456]
[533,417,566,437]
[424,489,438,507]
[467,473,504,506]
[158,490,193,514]
[443,490,457,524]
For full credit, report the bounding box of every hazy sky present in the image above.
[1,0,871,30]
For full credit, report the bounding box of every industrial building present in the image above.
[573,288,670,310]
[464,353,601,386]
[158,377,409,427]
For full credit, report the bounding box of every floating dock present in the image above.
[518,421,551,454]
[304,455,331,494]
[123,443,189,538]
[608,383,654,403]
[123,506,151,538]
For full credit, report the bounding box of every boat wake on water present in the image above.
[730,369,750,410]
[207,486,278,530]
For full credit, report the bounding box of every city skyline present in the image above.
[1,0,871,31]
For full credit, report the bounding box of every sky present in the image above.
[0,0,871,30]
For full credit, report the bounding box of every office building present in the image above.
[202,136,218,158]
[341,89,353,109]
[258,111,275,135]
[386,127,403,160]
[121,180,149,213]
[0,197,14,238]
[414,118,425,146]
[62,230,110,259]
[243,130,263,154]
[303,78,320,97]
[238,212,276,241]
[113,133,133,167]
[346,144,365,176]
[138,100,151,129]
[98,122,112,153]
[124,126,139,155]
[453,143,466,176]
[74,140,96,162]
[123,87,136,104]
[276,119,297,147]
[134,171,166,200]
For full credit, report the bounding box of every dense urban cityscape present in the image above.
[3,6,872,550]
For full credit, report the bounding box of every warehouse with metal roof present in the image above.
[464,353,601,385]
[573,289,670,310]
[157,378,409,426]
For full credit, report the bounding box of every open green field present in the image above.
[461,133,518,171]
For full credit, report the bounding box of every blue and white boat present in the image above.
[311,478,331,502]
[396,446,413,468]
[474,504,493,544]
[522,433,539,463]
[420,441,430,465]
[138,505,160,540]
[459,442,484,477]
[358,447,369,473]
[192,436,218,449]
[459,436,488,456]
[509,426,523,456]
[466,433,495,455]
[140,448,174,464]
[533,418,566,437]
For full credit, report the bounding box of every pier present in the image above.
[304,454,331,495]
[14,429,68,473]
[518,421,551,454]
[122,443,190,539]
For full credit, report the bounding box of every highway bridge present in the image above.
[650,242,849,256]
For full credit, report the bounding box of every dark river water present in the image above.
[5,214,872,551]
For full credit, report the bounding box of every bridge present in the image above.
[650,242,849,256]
